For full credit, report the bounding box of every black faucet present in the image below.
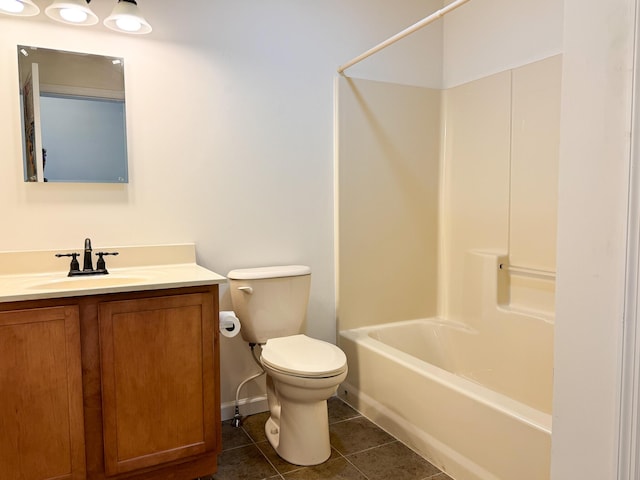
[83,238,93,272]
[56,238,119,277]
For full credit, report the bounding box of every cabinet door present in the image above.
[0,306,85,480]
[99,293,216,476]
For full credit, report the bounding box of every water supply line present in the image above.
[231,343,265,428]
[337,0,474,74]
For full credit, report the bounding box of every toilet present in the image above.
[227,265,348,466]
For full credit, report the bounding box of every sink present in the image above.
[0,244,228,303]
[30,276,147,290]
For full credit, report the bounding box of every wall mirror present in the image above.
[17,45,128,183]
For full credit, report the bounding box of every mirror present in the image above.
[17,45,128,183]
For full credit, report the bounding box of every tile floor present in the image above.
[201,397,453,480]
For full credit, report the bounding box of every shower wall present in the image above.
[337,78,441,329]
[441,55,561,320]
[337,55,561,330]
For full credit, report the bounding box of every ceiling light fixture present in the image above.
[0,0,40,16]
[45,0,98,26]
[104,0,151,35]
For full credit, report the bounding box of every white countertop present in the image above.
[0,244,227,303]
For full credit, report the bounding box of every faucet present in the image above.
[56,238,119,276]
[83,238,93,272]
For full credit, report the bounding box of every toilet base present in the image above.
[264,399,332,466]
[260,350,348,467]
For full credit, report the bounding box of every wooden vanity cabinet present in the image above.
[0,306,86,480]
[98,292,218,476]
[0,285,221,480]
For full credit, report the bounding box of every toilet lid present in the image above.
[261,334,347,378]
[227,265,311,280]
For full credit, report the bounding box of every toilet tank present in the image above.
[227,265,311,344]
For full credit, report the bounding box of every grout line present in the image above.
[237,422,314,477]
[255,446,282,476]
[220,422,256,452]
[236,423,293,478]
[337,403,449,477]
[327,414,363,426]
[341,454,371,480]
[341,439,399,457]
[219,442,254,453]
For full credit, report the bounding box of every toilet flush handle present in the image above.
[237,286,253,294]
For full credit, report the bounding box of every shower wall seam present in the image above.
[507,70,514,262]
[437,89,449,319]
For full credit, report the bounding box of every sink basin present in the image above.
[30,276,147,290]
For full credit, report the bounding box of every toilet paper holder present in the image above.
[219,311,241,338]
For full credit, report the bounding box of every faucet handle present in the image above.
[95,251,119,272]
[55,252,80,274]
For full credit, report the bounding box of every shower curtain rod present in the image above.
[337,0,474,74]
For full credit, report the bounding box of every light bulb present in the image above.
[104,0,151,34]
[60,7,88,23]
[115,16,142,32]
[0,0,24,13]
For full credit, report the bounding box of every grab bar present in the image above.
[499,263,556,280]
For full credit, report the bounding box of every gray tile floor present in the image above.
[202,397,453,480]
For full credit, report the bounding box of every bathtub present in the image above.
[338,317,552,480]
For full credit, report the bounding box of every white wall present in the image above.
[0,0,443,409]
[442,0,563,87]
[552,0,637,478]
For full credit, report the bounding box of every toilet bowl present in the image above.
[227,265,348,466]
[260,334,348,466]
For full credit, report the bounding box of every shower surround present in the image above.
[337,56,560,480]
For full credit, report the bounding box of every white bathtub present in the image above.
[338,317,552,480]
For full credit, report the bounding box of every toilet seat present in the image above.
[261,334,347,378]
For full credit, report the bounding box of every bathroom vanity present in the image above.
[0,244,226,480]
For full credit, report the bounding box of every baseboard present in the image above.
[221,395,269,421]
